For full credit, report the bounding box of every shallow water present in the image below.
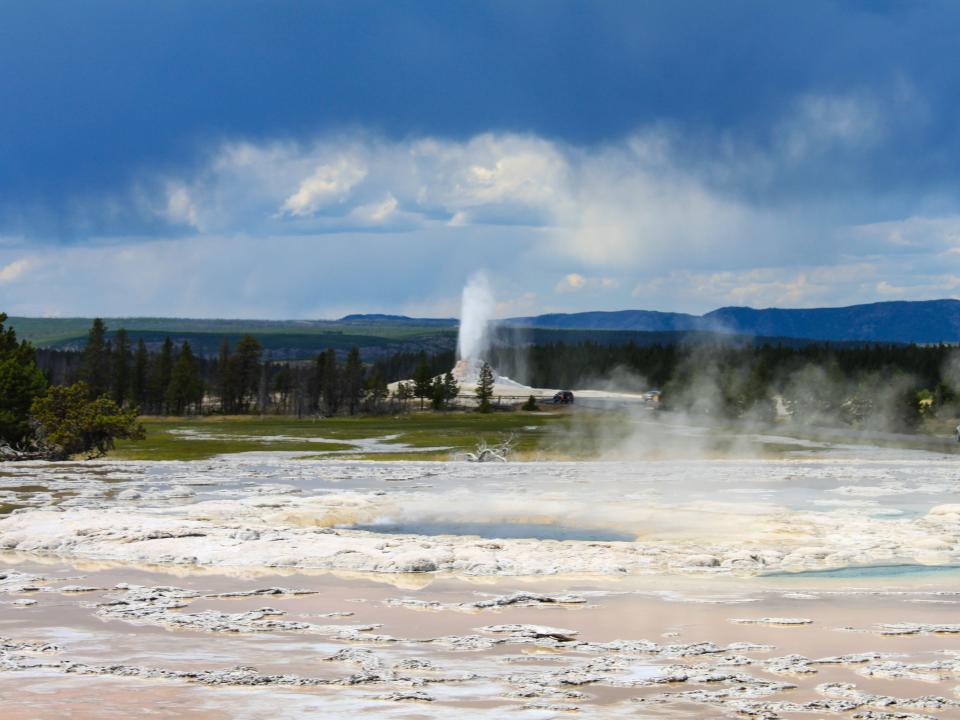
[768,563,960,579]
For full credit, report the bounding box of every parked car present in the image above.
[552,390,575,404]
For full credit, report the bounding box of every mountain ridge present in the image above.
[505,299,960,344]
[7,299,960,349]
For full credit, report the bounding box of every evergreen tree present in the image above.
[430,375,446,410]
[80,318,111,398]
[475,361,495,413]
[273,364,293,414]
[257,361,269,413]
[166,342,204,415]
[0,313,48,446]
[148,337,174,414]
[343,347,364,415]
[216,338,234,413]
[412,355,433,410]
[130,339,149,409]
[364,369,388,413]
[291,365,309,418]
[320,348,340,415]
[308,351,326,413]
[111,328,131,407]
[442,370,459,407]
[395,381,413,409]
[230,335,262,412]
[31,382,145,459]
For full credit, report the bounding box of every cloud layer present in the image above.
[2,0,960,318]
[1,103,957,318]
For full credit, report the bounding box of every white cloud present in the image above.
[146,128,799,273]
[348,194,398,225]
[164,183,199,228]
[850,215,960,251]
[0,258,31,283]
[778,92,885,161]
[555,273,620,293]
[6,87,951,318]
[282,156,368,216]
[556,273,586,292]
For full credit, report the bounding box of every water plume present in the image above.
[457,271,495,365]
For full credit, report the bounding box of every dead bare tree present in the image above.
[460,433,516,462]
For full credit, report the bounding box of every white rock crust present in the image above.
[2,497,958,577]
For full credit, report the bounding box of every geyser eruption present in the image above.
[452,272,529,389]
[457,272,495,362]
[454,272,495,383]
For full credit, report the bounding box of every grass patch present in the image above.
[110,412,562,461]
[110,408,957,462]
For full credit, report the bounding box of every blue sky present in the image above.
[1,0,959,318]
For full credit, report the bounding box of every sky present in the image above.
[1,0,960,319]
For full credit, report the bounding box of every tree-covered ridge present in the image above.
[5,316,457,356]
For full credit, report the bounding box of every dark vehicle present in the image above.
[552,390,575,404]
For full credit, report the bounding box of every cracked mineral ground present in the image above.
[1,435,959,718]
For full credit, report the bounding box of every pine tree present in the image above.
[412,355,433,410]
[130,339,149,409]
[231,335,262,412]
[216,338,233,413]
[308,351,326,413]
[30,381,145,459]
[111,328,131,407]
[343,347,365,415]
[148,337,174,414]
[475,361,494,413]
[165,342,204,415]
[291,364,309,418]
[272,364,293,414]
[320,348,340,415]
[257,360,269,413]
[395,382,413,409]
[81,318,111,398]
[0,313,48,445]
[442,370,459,407]
[364,369,388,413]
[430,375,446,410]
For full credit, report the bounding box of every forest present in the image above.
[490,340,959,429]
[10,317,960,435]
[32,319,457,417]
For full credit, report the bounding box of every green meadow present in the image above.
[111,411,565,461]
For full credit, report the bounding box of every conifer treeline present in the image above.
[491,340,957,392]
[34,319,456,416]
[491,339,960,427]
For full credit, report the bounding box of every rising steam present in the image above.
[457,272,495,364]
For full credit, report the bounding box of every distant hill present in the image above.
[506,299,960,344]
[8,299,959,360]
[506,309,698,333]
[339,314,456,326]
[7,316,457,360]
